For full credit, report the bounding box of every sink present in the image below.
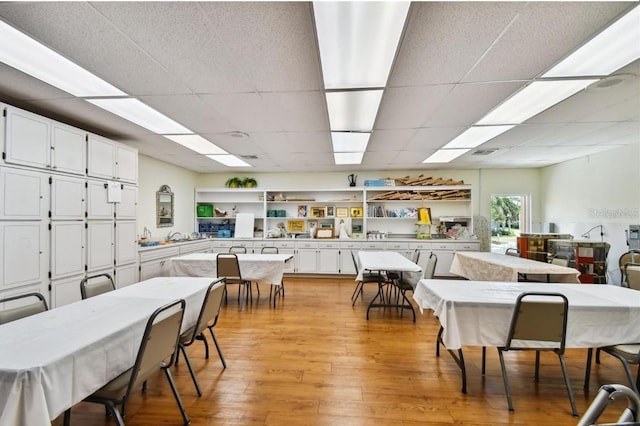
[139,241,160,247]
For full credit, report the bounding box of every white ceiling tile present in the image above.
[482,123,566,149]
[199,93,282,132]
[521,122,617,147]
[375,84,455,129]
[262,91,328,132]
[368,129,418,151]
[406,127,467,151]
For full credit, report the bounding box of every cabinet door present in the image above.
[115,220,137,266]
[0,222,47,290]
[296,249,317,273]
[339,250,357,274]
[87,134,116,179]
[51,175,85,220]
[0,167,48,220]
[115,263,138,288]
[87,181,114,219]
[139,258,172,281]
[51,222,85,279]
[318,249,340,273]
[87,221,114,272]
[115,144,138,183]
[4,106,51,169]
[115,185,137,219]
[50,274,83,308]
[51,122,86,175]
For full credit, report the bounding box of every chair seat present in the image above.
[90,368,132,400]
[604,344,640,362]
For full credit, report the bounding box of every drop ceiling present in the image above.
[0,2,638,173]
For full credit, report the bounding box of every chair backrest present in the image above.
[506,292,569,353]
[184,279,226,344]
[81,273,115,299]
[0,292,48,324]
[620,250,640,286]
[350,250,360,274]
[128,299,186,395]
[412,249,421,265]
[261,246,279,254]
[505,247,520,257]
[624,262,640,291]
[229,246,247,254]
[424,252,438,279]
[217,253,243,280]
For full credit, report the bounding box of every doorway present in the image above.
[490,194,529,253]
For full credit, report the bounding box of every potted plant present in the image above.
[241,177,257,188]
[225,177,242,188]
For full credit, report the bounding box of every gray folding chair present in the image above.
[350,251,386,307]
[497,292,577,417]
[624,262,640,290]
[80,273,115,299]
[505,247,520,257]
[619,250,640,286]
[64,299,189,425]
[0,292,48,324]
[261,246,285,305]
[217,253,252,305]
[550,255,569,267]
[177,279,226,396]
[230,246,260,296]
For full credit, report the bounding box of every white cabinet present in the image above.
[431,241,456,277]
[296,241,318,273]
[115,185,137,219]
[211,240,234,253]
[0,222,47,291]
[115,263,138,289]
[87,180,114,219]
[50,274,83,308]
[87,134,138,183]
[115,221,137,266]
[87,221,114,272]
[317,241,340,274]
[339,241,361,274]
[0,167,48,220]
[178,240,212,255]
[3,106,85,174]
[51,175,85,220]
[385,241,411,259]
[50,222,85,279]
[139,246,180,281]
[4,106,51,169]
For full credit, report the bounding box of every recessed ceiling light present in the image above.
[87,98,191,134]
[443,126,515,149]
[326,90,383,131]
[164,135,227,155]
[334,152,365,165]
[331,132,370,152]
[422,149,470,163]
[206,154,252,167]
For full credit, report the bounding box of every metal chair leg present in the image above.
[208,326,227,369]
[179,344,202,396]
[558,353,578,417]
[163,364,191,425]
[497,348,515,412]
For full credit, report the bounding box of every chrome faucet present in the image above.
[167,231,182,241]
[143,227,152,239]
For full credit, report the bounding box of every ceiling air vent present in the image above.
[471,149,498,156]
[240,154,258,160]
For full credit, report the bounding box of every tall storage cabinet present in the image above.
[1,102,138,307]
[549,239,610,284]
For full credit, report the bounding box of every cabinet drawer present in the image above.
[432,242,456,250]
[212,240,233,249]
[340,242,362,249]
[385,242,409,250]
[457,242,480,251]
[296,241,318,249]
[318,241,339,249]
[139,246,180,262]
[362,242,385,249]
[179,241,211,254]
[273,241,295,249]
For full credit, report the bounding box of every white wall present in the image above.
[137,155,199,239]
[540,143,640,284]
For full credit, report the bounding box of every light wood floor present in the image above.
[66,277,634,425]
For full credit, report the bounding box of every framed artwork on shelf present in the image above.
[325,206,335,217]
[310,206,325,218]
[350,207,363,217]
[297,205,308,217]
[287,220,305,233]
[336,207,349,218]
[316,228,334,239]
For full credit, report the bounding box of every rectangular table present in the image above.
[413,279,640,392]
[0,276,219,426]
[450,251,581,283]
[169,253,293,286]
[358,251,423,321]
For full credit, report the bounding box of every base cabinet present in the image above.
[0,222,48,292]
[50,274,83,308]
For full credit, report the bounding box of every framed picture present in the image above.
[310,206,325,218]
[297,205,307,218]
[336,207,349,218]
[350,207,363,217]
[287,220,305,233]
[316,228,334,239]
[325,205,335,218]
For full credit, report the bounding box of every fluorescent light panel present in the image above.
[313,2,410,89]
[0,20,125,97]
[334,152,365,165]
[331,132,370,152]
[543,6,640,78]
[477,80,597,125]
[206,155,252,167]
[326,90,383,131]
[443,125,515,149]
[87,98,191,134]
[164,135,227,155]
[422,149,470,163]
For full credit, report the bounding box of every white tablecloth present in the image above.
[357,251,423,286]
[413,279,640,350]
[0,277,216,426]
[450,251,581,283]
[169,253,293,286]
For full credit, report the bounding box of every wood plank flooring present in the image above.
[64,278,635,425]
